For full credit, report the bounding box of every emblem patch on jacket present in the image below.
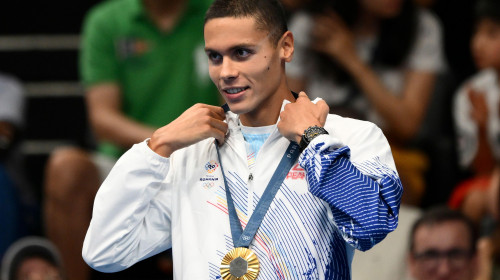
[200,161,219,186]
[286,163,305,180]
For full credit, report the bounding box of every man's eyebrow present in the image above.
[204,43,257,53]
[230,43,257,50]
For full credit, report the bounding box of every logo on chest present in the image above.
[205,160,219,174]
[286,163,305,180]
[200,160,219,188]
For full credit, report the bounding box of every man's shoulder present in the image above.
[323,114,395,170]
[324,114,386,147]
[325,114,380,133]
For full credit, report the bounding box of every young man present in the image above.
[407,207,478,280]
[82,0,402,278]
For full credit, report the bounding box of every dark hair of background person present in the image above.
[204,0,288,46]
[2,237,63,280]
[8,249,59,280]
[307,0,418,85]
[474,0,500,24]
[408,206,478,254]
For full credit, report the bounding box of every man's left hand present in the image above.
[278,91,329,143]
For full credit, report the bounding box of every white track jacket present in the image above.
[83,100,403,280]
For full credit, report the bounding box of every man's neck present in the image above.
[142,0,186,33]
[239,88,295,127]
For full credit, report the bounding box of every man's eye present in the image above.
[236,49,251,58]
[207,52,222,63]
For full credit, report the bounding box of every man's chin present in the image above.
[224,103,250,115]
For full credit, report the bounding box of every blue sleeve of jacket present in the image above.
[299,141,403,251]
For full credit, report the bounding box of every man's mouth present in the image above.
[224,87,249,94]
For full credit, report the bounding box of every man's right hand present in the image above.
[148,104,228,157]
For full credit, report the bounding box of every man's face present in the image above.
[408,221,477,280]
[204,16,288,120]
[472,18,500,70]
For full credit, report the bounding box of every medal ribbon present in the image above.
[215,140,300,248]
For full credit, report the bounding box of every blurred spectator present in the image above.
[449,0,500,226]
[1,236,64,280]
[43,0,219,279]
[0,73,36,260]
[407,206,478,280]
[287,0,447,206]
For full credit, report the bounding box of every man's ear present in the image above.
[279,31,294,63]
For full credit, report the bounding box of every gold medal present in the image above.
[220,247,260,280]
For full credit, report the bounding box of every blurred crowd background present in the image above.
[1,0,499,279]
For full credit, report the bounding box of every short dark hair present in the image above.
[475,0,500,23]
[409,206,478,254]
[204,0,288,46]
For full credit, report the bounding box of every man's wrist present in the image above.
[147,138,174,158]
[299,125,329,151]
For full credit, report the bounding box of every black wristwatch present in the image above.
[299,125,329,151]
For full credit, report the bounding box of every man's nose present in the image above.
[220,58,238,81]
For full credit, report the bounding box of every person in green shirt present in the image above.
[43,0,219,279]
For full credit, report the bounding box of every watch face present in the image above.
[307,126,328,141]
[300,126,329,150]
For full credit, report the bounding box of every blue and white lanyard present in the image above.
[215,141,300,248]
